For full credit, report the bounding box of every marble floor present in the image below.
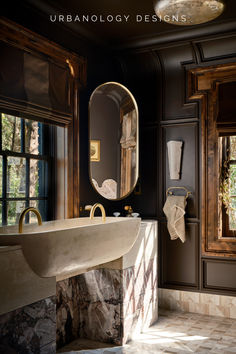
[58,309,236,353]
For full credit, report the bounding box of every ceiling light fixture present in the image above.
[153,0,225,26]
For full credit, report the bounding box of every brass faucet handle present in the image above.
[79,205,93,213]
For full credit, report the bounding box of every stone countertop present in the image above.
[88,219,158,271]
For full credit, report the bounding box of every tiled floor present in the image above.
[58,309,236,353]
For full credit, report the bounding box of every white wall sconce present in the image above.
[167,140,183,180]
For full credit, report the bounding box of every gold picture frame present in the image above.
[90,140,100,162]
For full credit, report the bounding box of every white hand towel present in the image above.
[163,195,187,243]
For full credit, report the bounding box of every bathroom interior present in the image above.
[0,0,236,353]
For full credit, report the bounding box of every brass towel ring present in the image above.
[166,186,191,200]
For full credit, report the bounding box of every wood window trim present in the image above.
[188,63,236,257]
[0,18,87,219]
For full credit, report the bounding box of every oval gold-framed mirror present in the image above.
[89,82,139,200]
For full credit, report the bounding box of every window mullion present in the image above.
[21,118,25,153]
[2,155,7,225]
[25,158,30,223]
[0,113,2,151]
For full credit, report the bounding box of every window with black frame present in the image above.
[0,113,53,226]
[219,135,236,237]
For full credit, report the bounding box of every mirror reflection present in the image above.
[89,82,139,200]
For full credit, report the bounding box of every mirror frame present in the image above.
[88,81,139,200]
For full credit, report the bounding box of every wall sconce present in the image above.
[167,140,183,180]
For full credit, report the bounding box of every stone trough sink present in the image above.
[0,217,141,279]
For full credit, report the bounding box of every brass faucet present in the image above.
[124,205,133,217]
[18,207,42,234]
[89,203,106,222]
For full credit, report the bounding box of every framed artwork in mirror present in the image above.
[90,140,100,162]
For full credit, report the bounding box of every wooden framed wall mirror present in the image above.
[188,64,236,257]
[89,82,139,200]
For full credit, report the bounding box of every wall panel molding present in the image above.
[157,45,197,120]
[202,259,236,293]
[160,117,199,126]
[160,222,199,289]
[115,21,236,51]
[195,35,236,62]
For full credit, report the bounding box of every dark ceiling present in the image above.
[5,0,236,49]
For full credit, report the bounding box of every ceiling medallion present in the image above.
[153,0,225,26]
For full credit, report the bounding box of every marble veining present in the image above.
[0,296,56,354]
[56,260,157,349]
[57,269,123,349]
[56,220,158,350]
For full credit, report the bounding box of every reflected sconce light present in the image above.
[167,140,183,180]
[153,0,225,26]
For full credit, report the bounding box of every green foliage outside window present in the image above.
[1,115,25,224]
[0,113,48,225]
[219,136,236,230]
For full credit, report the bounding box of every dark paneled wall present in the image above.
[161,223,199,288]
[5,6,236,295]
[79,51,161,218]
[118,33,236,296]
[203,260,236,292]
[78,31,236,295]
[159,45,197,120]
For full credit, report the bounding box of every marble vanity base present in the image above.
[56,220,158,350]
[57,265,157,349]
[0,296,56,354]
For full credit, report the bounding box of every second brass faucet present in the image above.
[89,203,106,222]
